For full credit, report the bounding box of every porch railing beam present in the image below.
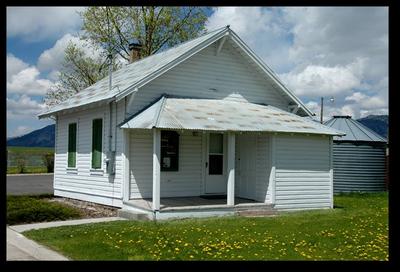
[227,132,235,206]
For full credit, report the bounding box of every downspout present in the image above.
[108,54,113,157]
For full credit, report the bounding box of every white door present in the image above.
[205,133,227,194]
[236,134,257,200]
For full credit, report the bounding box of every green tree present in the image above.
[42,153,54,173]
[15,153,27,174]
[44,42,121,106]
[45,6,209,107]
[81,6,209,61]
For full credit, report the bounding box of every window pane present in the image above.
[68,123,77,168]
[161,131,179,171]
[92,119,102,169]
[209,133,223,154]
[209,154,223,175]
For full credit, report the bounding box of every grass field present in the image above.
[7,146,54,174]
[23,193,388,260]
[7,194,83,225]
[7,146,54,154]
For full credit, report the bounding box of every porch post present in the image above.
[122,129,130,202]
[152,128,161,211]
[227,132,235,206]
[329,136,334,208]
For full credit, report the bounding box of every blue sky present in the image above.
[6,7,388,137]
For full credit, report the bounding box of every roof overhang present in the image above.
[119,96,345,136]
[38,97,114,119]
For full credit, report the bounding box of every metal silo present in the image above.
[324,116,387,193]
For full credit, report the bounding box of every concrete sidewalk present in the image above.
[7,228,68,260]
[7,217,126,261]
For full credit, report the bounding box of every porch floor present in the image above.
[125,196,267,212]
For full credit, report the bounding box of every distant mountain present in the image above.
[7,124,55,147]
[356,115,388,139]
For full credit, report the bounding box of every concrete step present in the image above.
[236,209,278,217]
[117,209,152,221]
[234,204,275,212]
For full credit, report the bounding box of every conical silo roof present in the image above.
[324,116,387,142]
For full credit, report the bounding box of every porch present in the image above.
[124,196,265,212]
[120,196,276,220]
[119,96,341,217]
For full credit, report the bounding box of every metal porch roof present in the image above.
[324,116,387,142]
[120,96,345,136]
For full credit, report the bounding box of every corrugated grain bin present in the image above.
[324,116,387,193]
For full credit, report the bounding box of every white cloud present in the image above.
[6,7,85,42]
[7,67,53,96]
[280,60,364,97]
[345,92,386,109]
[7,95,47,120]
[206,7,293,73]
[283,7,388,80]
[37,33,103,73]
[12,126,33,137]
[7,54,29,81]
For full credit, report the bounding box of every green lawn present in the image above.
[23,193,388,260]
[7,194,83,225]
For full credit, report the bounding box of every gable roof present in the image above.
[324,116,387,142]
[120,95,344,136]
[39,26,313,119]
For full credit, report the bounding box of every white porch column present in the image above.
[329,136,334,208]
[227,132,235,206]
[269,134,276,205]
[152,128,161,211]
[122,129,130,202]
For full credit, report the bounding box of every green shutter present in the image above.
[68,123,77,168]
[92,119,103,169]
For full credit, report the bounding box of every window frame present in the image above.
[160,130,180,172]
[67,122,78,169]
[91,118,103,170]
[208,133,224,175]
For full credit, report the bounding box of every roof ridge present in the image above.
[123,26,228,69]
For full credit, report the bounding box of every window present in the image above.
[92,118,103,169]
[68,123,77,168]
[161,131,179,171]
[209,133,223,175]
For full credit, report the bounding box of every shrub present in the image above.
[42,153,54,173]
[14,153,27,174]
[7,195,83,225]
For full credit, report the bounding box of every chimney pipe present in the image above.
[128,42,142,63]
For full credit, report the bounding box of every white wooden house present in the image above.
[39,26,344,220]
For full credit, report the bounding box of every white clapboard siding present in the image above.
[54,101,125,207]
[126,41,289,118]
[256,134,272,203]
[129,130,204,199]
[274,134,331,210]
[234,133,272,203]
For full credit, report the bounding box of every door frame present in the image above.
[202,132,227,194]
[236,134,257,200]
